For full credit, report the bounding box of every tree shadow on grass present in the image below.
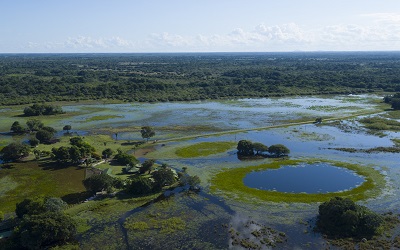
[62,191,92,204]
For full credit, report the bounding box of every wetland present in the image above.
[1,93,400,249]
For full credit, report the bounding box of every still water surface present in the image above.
[243,163,365,193]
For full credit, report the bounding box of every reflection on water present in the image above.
[243,163,365,193]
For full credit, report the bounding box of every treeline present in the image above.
[1,52,400,105]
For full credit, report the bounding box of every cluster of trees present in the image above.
[23,103,64,116]
[10,119,57,144]
[5,197,76,249]
[236,140,290,157]
[383,93,400,110]
[83,162,200,196]
[52,137,98,164]
[316,197,383,238]
[1,53,400,105]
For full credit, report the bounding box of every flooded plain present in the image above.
[2,94,400,248]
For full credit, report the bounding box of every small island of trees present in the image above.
[236,140,290,158]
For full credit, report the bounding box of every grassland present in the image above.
[0,160,86,213]
[175,141,236,158]
[210,159,385,203]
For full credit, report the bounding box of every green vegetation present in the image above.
[316,197,383,238]
[82,174,119,194]
[23,103,64,116]
[140,126,155,142]
[236,140,289,157]
[175,141,235,158]
[0,142,30,162]
[0,53,399,105]
[9,197,76,250]
[0,160,86,213]
[124,216,185,234]
[85,115,123,122]
[211,159,385,203]
[359,117,400,131]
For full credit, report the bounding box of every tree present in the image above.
[0,142,30,162]
[63,125,72,134]
[317,197,383,238]
[68,146,83,164]
[29,137,40,147]
[268,144,290,157]
[140,126,155,142]
[152,168,176,191]
[10,121,25,134]
[114,151,139,166]
[43,197,68,213]
[83,174,116,193]
[16,212,77,249]
[36,129,55,143]
[315,117,323,124]
[252,142,268,155]
[70,137,84,147]
[26,119,44,132]
[140,159,155,174]
[52,146,71,163]
[237,140,254,156]
[102,148,114,159]
[127,176,154,195]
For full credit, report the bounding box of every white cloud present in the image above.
[18,17,400,52]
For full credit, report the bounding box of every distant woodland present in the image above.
[1,52,400,105]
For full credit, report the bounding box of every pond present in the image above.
[243,163,365,193]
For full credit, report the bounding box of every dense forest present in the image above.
[1,52,400,105]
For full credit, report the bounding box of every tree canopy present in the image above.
[237,140,254,156]
[0,142,30,162]
[317,197,383,238]
[10,121,25,134]
[140,126,155,141]
[268,144,290,157]
[83,173,117,193]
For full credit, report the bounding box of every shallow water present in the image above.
[243,163,365,193]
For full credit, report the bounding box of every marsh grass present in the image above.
[210,159,385,203]
[84,115,124,122]
[175,141,236,158]
[360,117,400,131]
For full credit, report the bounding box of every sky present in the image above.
[1,0,400,53]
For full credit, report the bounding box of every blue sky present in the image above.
[2,0,400,52]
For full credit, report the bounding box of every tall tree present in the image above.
[0,142,30,162]
[63,125,72,134]
[140,126,155,142]
[10,121,25,134]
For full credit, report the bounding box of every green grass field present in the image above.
[0,159,86,213]
[175,141,236,158]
